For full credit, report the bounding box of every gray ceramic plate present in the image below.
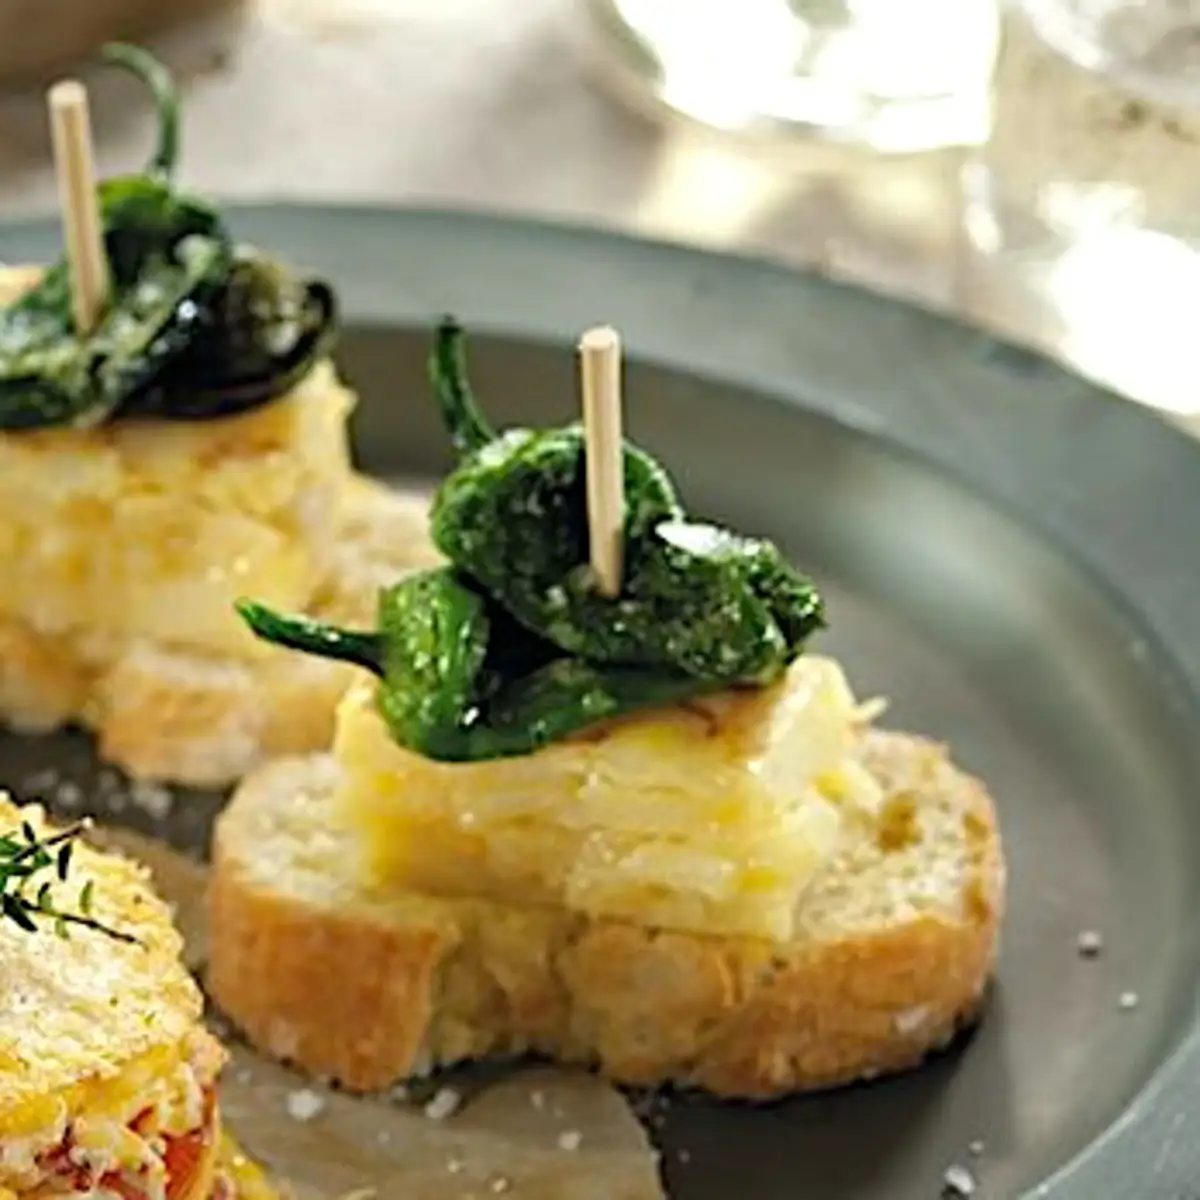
[1,206,1199,1200]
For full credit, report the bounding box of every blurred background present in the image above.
[1,0,1198,428]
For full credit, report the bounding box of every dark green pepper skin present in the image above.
[428,318,823,682]
[235,319,826,764]
[0,178,228,429]
[0,43,336,431]
[120,248,337,421]
[239,575,703,762]
[433,429,821,682]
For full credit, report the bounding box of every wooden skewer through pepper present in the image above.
[236,319,826,763]
[0,43,336,431]
[48,79,109,335]
[578,324,626,598]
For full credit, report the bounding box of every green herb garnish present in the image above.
[0,43,335,431]
[0,818,137,943]
[236,318,825,762]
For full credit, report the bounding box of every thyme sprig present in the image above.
[0,818,138,944]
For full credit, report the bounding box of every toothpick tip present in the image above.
[48,80,88,111]
[579,325,620,353]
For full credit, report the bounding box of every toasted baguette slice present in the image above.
[208,733,1005,1100]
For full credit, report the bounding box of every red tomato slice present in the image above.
[36,1089,217,1200]
[164,1126,210,1200]
[165,1091,217,1200]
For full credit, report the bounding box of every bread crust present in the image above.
[209,733,1004,1100]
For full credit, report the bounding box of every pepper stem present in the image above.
[430,316,494,456]
[234,600,385,677]
[102,43,181,179]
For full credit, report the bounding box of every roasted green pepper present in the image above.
[239,571,704,762]
[0,43,336,430]
[120,247,337,421]
[236,319,825,762]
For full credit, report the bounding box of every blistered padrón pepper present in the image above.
[0,43,335,430]
[236,318,825,762]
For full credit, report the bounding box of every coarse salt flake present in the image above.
[942,1163,977,1196]
[285,1089,326,1123]
[424,1087,462,1121]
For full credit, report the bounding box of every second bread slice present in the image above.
[208,730,1004,1100]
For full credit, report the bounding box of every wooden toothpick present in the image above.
[48,80,109,335]
[579,325,626,598]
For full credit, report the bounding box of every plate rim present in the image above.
[2,202,1199,1199]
